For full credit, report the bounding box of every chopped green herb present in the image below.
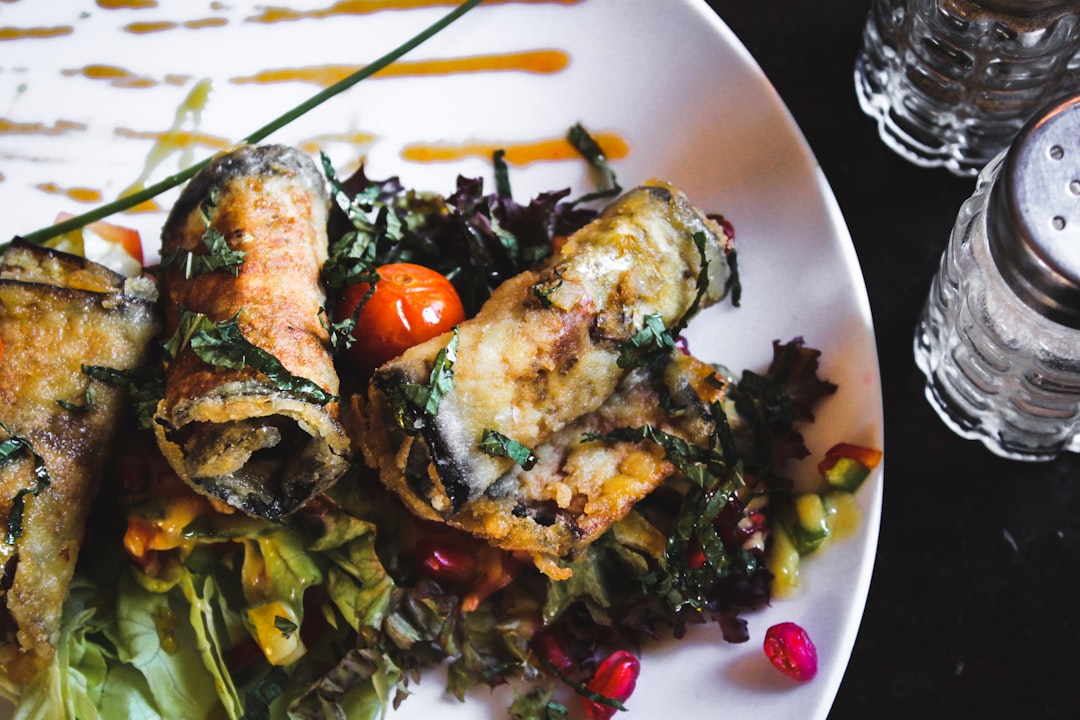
[320,266,380,354]
[478,429,537,470]
[615,231,712,368]
[56,393,92,413]
[320,152,400,299]
[616,313,674,369]
[273,615,298,638]
[493,148,512,198]
[164,307,335,405]
[567,123,622,204]
[536,654,627,713]
[581,398,755,614]
[0,422,52,545]
[384,327,459,434]
[160,193,247,279]
[532,267,564,309]
[673,231,713,335]
[81,363,164,430]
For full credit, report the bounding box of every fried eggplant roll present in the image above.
[0,240,158,682]
[153,144,350,520]
[443,352,727,578]
[359,182,735,575]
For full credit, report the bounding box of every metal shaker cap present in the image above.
[988,94,1080,329]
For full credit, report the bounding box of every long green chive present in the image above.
[15,0,484,248]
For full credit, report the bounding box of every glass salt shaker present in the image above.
[914,93,1080,461]
[855,0,1080,177]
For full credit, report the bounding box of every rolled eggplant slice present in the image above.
[154,144,350,520]
[423,352,727,579]
[359,182,735,570]
[0,241,158,683]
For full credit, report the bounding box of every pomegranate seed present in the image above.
[582,650,640,720]
[763,622,818,682]
[686,535,707,569]
[532,629,577,676]
[414,536,478,584]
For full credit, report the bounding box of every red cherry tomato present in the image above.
[333,263,466,375]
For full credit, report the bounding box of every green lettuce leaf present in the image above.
[12,579,108,720]
[100,573,229,720]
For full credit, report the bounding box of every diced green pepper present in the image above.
[789,493,830,554]
[766,522,801,598]
[821,456,871,492]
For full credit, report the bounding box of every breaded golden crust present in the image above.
[0,241,158,683]
[154,144,350,520]
[358,183,734,577]
[448,353,727,578]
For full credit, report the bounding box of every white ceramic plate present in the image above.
[0,1,883,718]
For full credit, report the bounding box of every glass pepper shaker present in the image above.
[855,0,1080,177]
[914,93,1080,461]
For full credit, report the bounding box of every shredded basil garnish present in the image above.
[273,616,298,638]
[478,429,537,470]
[320,152,398,300]
[616,313,674,369]
[320,266,380,354]
[536,654,627,713]
[81,363,164,429]
[615,231,712,369]
[567,123,622,205]
[532,267,564,309]
[160,191,247,278]
[582,402,750,611]
[0,422,52,545]
[493,148,512,198]
[56,394,92,413]
[386,328,459,434]
[164,307,335,405]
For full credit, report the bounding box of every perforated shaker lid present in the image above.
[988,94,1080,329]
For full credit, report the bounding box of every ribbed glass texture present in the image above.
[914,154,1080,460]
[856,0,1080,175]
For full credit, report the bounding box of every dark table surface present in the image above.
[704,2,1080,718]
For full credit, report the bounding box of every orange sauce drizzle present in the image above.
[114,127,232,153]
[62,64,156,89]
[184,17,228,29]
[232,49,568,87]
[0,25,74,41]
[123,20,177,34]
[0,118,87,136]
[97,0,158,9]
[249,0,582,23]
[297,131,376,154]
[35,182,104,204]
[122,198,165,214]
[401,131,630,166]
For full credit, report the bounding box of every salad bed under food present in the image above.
[0,134,878,720]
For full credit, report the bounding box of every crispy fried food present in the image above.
[358,182,735,577]
[153,144,350,520]
[0,240,158,682]
[443,352,727,578]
